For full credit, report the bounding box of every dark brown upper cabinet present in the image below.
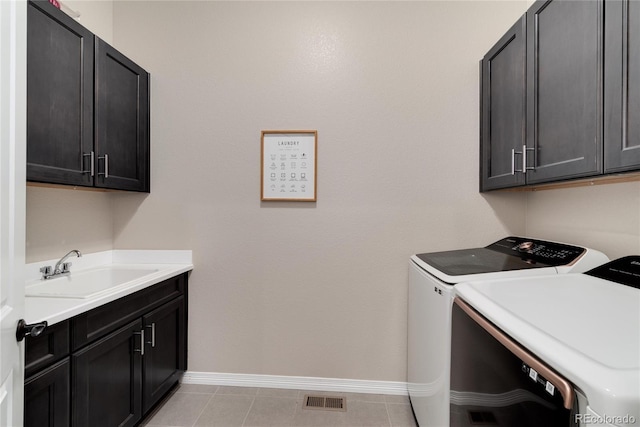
[605,0,640,173]
[525,0,603,185]
[480,16,527,191]
[27,0,94,187]
[95,39,150,192]
[481,0,607,191]
[27,0,150,192]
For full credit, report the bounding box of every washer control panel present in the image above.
[488,236,585,266]
[586,255,640,289]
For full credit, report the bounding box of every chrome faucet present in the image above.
[40,249,82,280]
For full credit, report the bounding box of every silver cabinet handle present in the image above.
[82,151,94,176]
[512,147,524,174]
[134,329,145,356]
[523,145,535,174]
[145,323,156,348]
[98,154,109,178]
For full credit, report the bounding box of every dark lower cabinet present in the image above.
[24,273,188,427]
[24,358,70,427]
[25,320,70,378]
[142,296,186,414]
[72,320,143,427]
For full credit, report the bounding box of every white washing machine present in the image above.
[451,256,640,427]
[408,236,608,427]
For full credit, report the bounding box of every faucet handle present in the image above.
[61,262,72,273]
[39,266,52,279]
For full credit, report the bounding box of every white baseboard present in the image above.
[181,371,409,396]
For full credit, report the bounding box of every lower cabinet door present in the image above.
[24,357,70,427]
[142,296,186,413]
[72,319,143,427]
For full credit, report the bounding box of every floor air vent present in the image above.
[303,395,347,412]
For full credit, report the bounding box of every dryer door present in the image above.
[450,298,576,427]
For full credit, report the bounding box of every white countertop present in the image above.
[25,250,193,326]
[455,274,640,423]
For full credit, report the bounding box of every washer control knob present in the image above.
[518,241,535,252]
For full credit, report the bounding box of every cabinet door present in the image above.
[142,296,186,413]
[95,38,150,192]
[26,0,94,187]
[25,319,69,378]
[605,0,640,172]
[24,358,70,427]
[72,319,143,427]
[526,0,603,184]
[480,15,527,191]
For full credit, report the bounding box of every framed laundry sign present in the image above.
[261,130,317,201]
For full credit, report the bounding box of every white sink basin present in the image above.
[25,266,160,299]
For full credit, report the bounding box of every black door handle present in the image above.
[16,319,48,342]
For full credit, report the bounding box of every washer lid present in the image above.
[415,247,549,277]
[414,236,586,277]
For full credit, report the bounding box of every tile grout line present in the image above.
[288,395,299,425]
[384,402,393,427]
[291,392,305,423]
[240,396,257,427]
[188,388,218,427]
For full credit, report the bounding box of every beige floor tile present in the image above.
[217,385,260,396]
[143,392,212,427]
[343,392,386,403]
[243,396,298,427]
[257,387,300,398]
[344,400,391,427]
[178,383,220,394]
[292,406,350,427]
[384,394,410,404]
[194,394,254,427]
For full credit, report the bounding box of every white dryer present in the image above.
[451,256,640,426]
[408,236,608,427]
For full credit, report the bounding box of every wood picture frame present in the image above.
[261,130,317,201]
